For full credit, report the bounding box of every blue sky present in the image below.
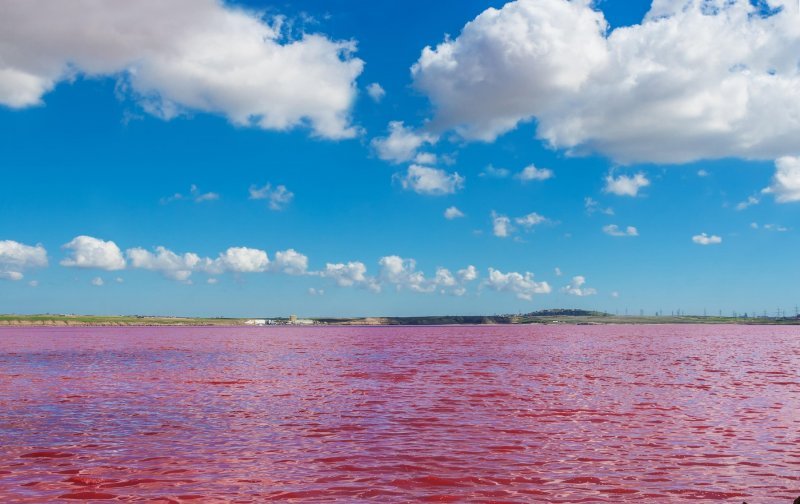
[1,0,799,317]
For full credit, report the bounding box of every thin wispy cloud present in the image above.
[161,184,219,205]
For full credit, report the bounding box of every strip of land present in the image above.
[2,310,799,326]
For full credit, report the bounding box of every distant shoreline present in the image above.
[2,313,799,327]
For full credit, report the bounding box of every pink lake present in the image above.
[0,325,799,502]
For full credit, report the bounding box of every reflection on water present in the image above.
[0,325,799,502]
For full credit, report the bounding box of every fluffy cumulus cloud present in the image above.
[249,183,294,211]
[602,224,639,237]
[215,247,270,273]
[763,156,800,203]
[0,240,48,281]
[272,249,309,275]
[61,236,126,271]
[126,246,205,282]
[412,0,800,165]
[379,255,433,293]
[516,165,554,182]
[458,265,478,283]
[484,268,551,301]
[372,121,437,163]
[321,261,380,292]
[126,245,298,281]
[0,0,363,139]
[604,173,650,197]
[398,165,464,195]
[377,255,478,296]
[692,233,723,245]
[561,275,597,296]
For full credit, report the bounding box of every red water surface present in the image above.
[1,325,799,502]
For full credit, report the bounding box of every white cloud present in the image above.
[216,247,270,273]
[0,0,363,139]
[372,121,436,163]
[412,0,800,165]
[604,173,650,197]
[414,152,438,165]
[735,195,760,210]
[458,265,478,282]
[764,223,789,232]
[366,82,386,103]
[434,267,472,296]
[697,169,710,177]
[378,255,433,293]
[91,277,104,287]
[272,249,308,275]
[161,184,219,204]
[554,267,562,277]
[413,0,607,143]
[207,278,218,285]
[126,246,203,282]
[321,261,380,292]
[484,268,551,301]
[751,222,788,232]
[692,233,723,245]
[492,212,513,238]
[61,236,126,271]
[481,165,511,178]
[561,275,597,296]
[115,277,124,283]
[493,211,549,237]
[515,212,548,229]
[376,256,477,296]
[444,206,465,220]
[0,240,48,281]
[28,280,39,287]
[434,268,457,288]
[249,183,294,211]
[516,164,553,182]
[585,197,614,216]
[0,271,24,281]
[602,224,639,237]
[763,156,800,203]
[611,291,620,298]
[128,245,276,281]
[398,165,464,195]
